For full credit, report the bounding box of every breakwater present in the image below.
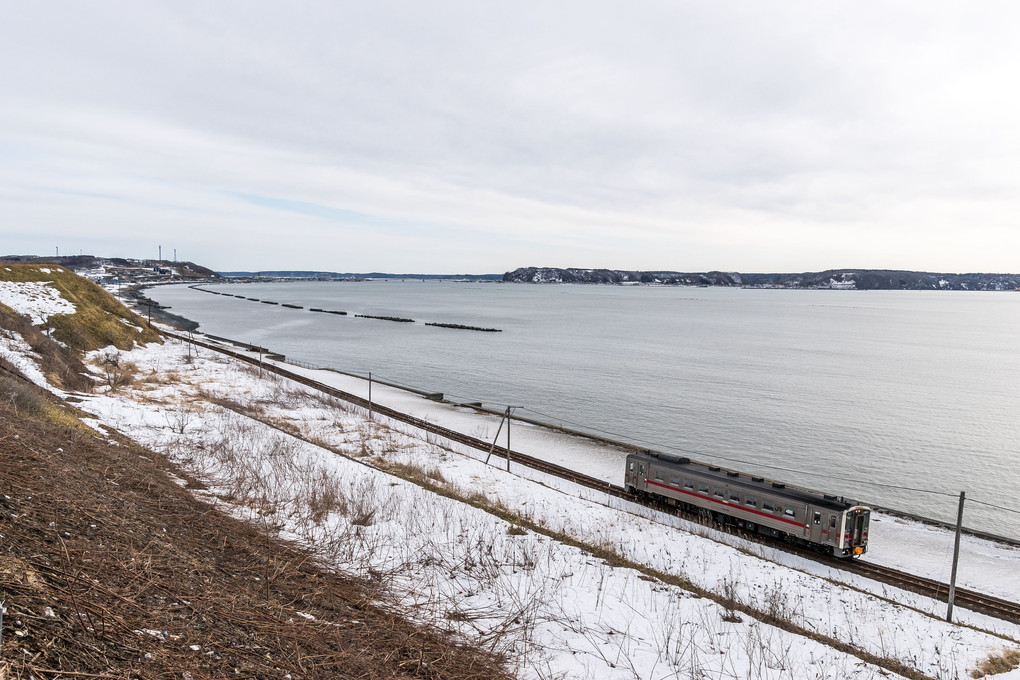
[355,314,415,323]
[425,322,502,332]
[187,285,502,332]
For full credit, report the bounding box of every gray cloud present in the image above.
[2,1,1019,272]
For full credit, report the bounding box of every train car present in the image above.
[625,450,870,557]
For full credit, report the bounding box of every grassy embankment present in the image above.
[0,263,161,352]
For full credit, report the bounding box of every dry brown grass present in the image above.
[972,649,1020,678]
[0,302,93,392]
[0,263,161,351]
[0,374,511,680]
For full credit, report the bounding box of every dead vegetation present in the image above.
[0,303,93,392]
[972,649,1020,678]
[0,263,161,351]
[0,375,512,680]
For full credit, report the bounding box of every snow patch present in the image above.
[0,329,51,387]
[0,280,76,324]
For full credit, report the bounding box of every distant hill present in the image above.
[219,270,503,281]
[0,254,219,281]
[502,267,1020,291]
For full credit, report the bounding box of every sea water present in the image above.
[149,281,1020,538]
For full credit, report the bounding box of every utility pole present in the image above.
[484,406,519,471]
[368,372,373,420]
[505,405,512,472]
[946,491,965,622]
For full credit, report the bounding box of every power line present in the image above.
[298,364,974,501]
[968,498,1020,517]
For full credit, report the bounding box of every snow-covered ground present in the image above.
[0,278,76,324]
[246,347,1020,606]
[2,283,1020,677]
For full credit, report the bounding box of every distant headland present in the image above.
[502,267,1020,291]
[3,254,1017,290]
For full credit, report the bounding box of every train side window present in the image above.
[729,492,740,503]
[762,500,775,511]
[813,511,821,525]
[714,488,724,498]
[670,475,681,486]
[654,470,663,481]
[784,508,796,518]
[699,483,710,494]
[745,496,757,508]
[684,479,694,490]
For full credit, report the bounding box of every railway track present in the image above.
[165,330,1020,626]
[837,559,1020,624]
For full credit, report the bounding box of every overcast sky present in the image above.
[2,2,1018,274]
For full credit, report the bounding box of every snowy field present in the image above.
[2,277,1019,678]
[246,346,1020,606]
[69,336,1020,678]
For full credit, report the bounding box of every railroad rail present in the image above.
[164,330,1020,625]
[836,559,1020,624]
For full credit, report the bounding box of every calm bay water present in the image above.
[150,281,1020,537]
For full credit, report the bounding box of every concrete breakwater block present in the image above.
[424,322,502,332]
[355,314,414,323]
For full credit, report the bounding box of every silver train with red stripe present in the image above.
[625,450,871,557]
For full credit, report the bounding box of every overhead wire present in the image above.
[289,361,987,504]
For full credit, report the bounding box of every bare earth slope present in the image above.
[0,267,509,679]
[0,372,509,679]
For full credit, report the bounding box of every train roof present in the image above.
[628,450,853,512]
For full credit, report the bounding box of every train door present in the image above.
[808,510,824,544]
[825,513,838,548]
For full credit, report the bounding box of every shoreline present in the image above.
[133,281,1020,545]
[166,320,1020,549]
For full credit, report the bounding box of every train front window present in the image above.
[813,512,821,525]
[628,461,634,471]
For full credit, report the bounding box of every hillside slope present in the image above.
[0,263,161,350]
[0,369,507,678]
[0,273,509,678]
